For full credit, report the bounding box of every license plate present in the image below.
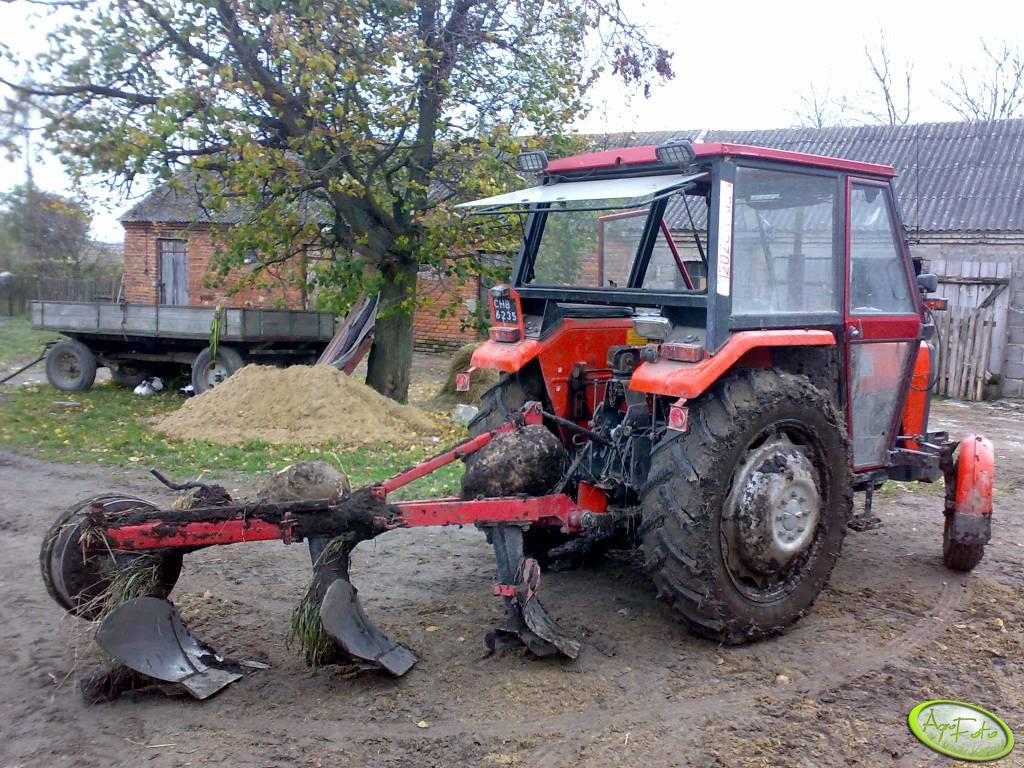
[492,296,519,325]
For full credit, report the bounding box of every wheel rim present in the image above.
[202,359,231,389]
[55,351,81,382]
[721,425,826,603]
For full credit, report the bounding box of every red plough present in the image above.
[43,402,588,698]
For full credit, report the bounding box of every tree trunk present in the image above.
[365,258,418,403]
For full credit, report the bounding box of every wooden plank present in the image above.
[936,276,1009,285]
[962,308,977,400]
[941,304,953,395]
[976,307,994,401]
[947,305,962,398]
[941,305,952,397]
[988,261,1012,374]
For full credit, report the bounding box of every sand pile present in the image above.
[430,342,499,406]
[156,365,438,446]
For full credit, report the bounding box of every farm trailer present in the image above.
[30,300,337,393]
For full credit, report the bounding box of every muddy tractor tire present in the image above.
[467,373,532,434]
[45,339,98,392]
[641,369,852,644]
[191,345,244,394]
[467,374,575,567]
[942,517,985,571]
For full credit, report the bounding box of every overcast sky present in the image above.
[2,0,1023,242]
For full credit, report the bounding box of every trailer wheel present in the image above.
[641,369,852,644]
[110,364,149,389]
[45,339,97,392]
[191,345,244,394]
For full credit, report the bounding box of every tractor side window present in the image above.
[731,168,838,317]
[848,185,915,315]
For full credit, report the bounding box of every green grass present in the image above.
[0,315,60,367]
[0,382,465,498]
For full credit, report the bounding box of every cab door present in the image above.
[844,179,921,471]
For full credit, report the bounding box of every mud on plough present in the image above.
[41,403,592,699]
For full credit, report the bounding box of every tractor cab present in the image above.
[455,140,992,644]
[460,140,933,477]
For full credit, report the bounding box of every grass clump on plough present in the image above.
[289,536,350,669]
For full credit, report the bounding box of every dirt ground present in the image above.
[1,386,1023,767]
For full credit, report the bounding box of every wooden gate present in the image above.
[929,257,1012,400]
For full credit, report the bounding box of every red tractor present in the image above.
[455,138,995,643]
[41,139,995,696]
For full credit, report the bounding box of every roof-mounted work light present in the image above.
[655,138,696,167]
[517,150,549,173]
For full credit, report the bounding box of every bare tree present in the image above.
[940,39,1024,121]
[862,34,913,126]
[791,83,850,128]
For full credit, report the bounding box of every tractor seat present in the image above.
[556,303,633,318]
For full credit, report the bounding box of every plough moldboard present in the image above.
[41,402,591,700]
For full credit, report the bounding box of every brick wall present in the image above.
[122,222,305,308]
[123,221,489,349]
[412,266,484,351]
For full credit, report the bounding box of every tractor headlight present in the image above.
[655,138,696,167]
[517,150,548,173]
[632,315,672,341]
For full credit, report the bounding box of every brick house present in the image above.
[119,182,489,350]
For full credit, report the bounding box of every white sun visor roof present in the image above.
[455,172,706,213]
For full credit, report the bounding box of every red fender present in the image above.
[954,436,995,517]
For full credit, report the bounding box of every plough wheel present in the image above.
[40,495,183,620]
[942,436,994,572]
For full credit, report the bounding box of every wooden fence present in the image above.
[0,273,122,316]
[930,258,1013,401]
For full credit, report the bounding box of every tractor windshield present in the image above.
[527,192,708,291]
[457,172,710,293]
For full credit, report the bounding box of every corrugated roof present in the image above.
[592,119,1024,233]
[122,118,1024,234]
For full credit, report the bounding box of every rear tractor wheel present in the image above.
[641,369,852,644]
[40,495,182,620]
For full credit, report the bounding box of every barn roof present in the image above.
[595,119,1024,233]
[122,118,1024,234]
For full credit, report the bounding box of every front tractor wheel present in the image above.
[641,370,852,644]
